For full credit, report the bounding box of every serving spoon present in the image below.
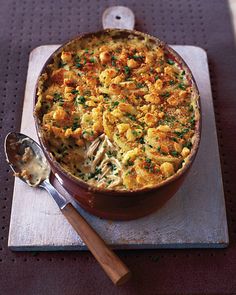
[4,132,131,286]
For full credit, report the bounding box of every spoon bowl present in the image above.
[5,132,50,187]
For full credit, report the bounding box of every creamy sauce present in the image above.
[14,143,50,187]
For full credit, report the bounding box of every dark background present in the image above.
[1,0,236,294]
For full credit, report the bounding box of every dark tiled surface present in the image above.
[0,0,236,294]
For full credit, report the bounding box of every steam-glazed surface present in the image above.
[35,30,200,191]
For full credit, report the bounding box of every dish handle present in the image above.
[102,6,135,30]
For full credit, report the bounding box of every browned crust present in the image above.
[33,28,201,195]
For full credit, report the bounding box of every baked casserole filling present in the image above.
[35,32,200,190]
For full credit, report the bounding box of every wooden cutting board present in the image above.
[8,45,229,250]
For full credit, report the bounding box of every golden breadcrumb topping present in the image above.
[35,31,199,190]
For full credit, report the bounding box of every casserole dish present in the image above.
[34,28,201,220]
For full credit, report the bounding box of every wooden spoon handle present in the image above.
[61,203,131,285]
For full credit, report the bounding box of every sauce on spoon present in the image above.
[8,136,50,187]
